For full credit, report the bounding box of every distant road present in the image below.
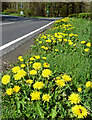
[2,19,53,45]
[0,15,61,56]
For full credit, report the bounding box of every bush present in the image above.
[68,13,91,19]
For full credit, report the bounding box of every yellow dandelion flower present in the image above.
[20,64,26,68]
[53,40,56,43]
[62,74,71,82]
[42,94,51,102]
[43,62,50,68]
[36,39,39,41]
[81,41,86,44]
[18,56,23,62]
[55,79,65,87]
[55,49,58,51]
[86,42,91,47]
[73,44,76,47]
[14,69,26,80]
[86,81,92,88]
[39,41,42,44]
[46,39,51,43]
[13,86,20,93]
[30,57,35,61]
[69,41,73,45]
[72,105,87,118]
[30,91,40,100]
[35,55,40,59]
[29,61,33,64]
[41,46,45,48]
[42,57,46,60]
[12,66,20,73]
[68,40,72,42]
[42,69,52,78]
[30,70,37,75]
[64,39,67,42]
[26,79,33,85]
[56,77,61,79]
[58,39,62,42]
[2,75,10,85]
[44,47,48,50]
[6,88,13,95]
[33,81,44,90]
[33,62,41,70]
[84,48,89,52]
[78,87,82,92]
[68,93,81,104]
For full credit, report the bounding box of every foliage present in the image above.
[68,13,91,19]
[2,2,91,17]
[1,17,92,119]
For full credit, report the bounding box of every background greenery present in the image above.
[2,2,91,17]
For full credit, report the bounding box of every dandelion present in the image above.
[35,55,40,59]
[6,88,13,95]
[33,81,44,90]
[86,42,91,47]
[72,105,87,118]
[84,48,89,52]
[30,70,37,75]
[42,57,46,60]
[12,66,20,73]
[43,62,50,68]
[73,44,76,47]
[68,93,81,104]
[20,64,26,68]
[30,57,35,61]
[55,49,58,51]
[26,79,33,85]
[29,61,33,64]
[30,91,40,100]
[13,86,20,93]
[42,94,51,102]
[64,39,67,42]
[55,79,65,87]
[18,56,23,62]
[14,69,26,80]
[46,39,51,43]
[2,75,10,85]
[44,47,48,50]
[42,69,52,78]
[69,41,73,45]
[33,62,41,70]
[62,74,71,82]
[78,87,82,92]
[81,41,86,44]
[53,40,56,43]
[56,77,61,79]
[39,41,42,44]
[86,81,92,88]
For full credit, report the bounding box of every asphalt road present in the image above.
[2,17,53,45]
[0,15,61,71]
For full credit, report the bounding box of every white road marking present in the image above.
[0,22,16,25]
[0,21,54,51]
[0,20,32,25]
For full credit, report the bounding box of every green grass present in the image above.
[2,17,91,119]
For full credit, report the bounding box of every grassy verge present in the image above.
[1,17,91,119]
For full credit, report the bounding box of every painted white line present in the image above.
[0,20,31,25]
[23,20,31,22]
[0,22,15,25]
[0,21,54,51]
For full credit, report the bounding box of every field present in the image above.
[1,17,92,119]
